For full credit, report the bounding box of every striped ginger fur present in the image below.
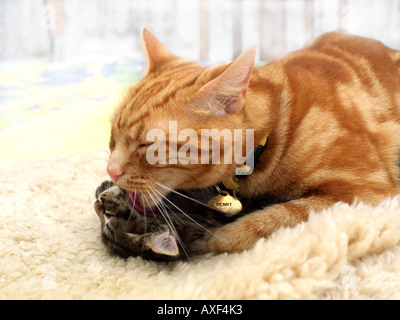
[107,29,400,254]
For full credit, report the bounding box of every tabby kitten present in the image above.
[94,180,239,260]
[104,29,400,255]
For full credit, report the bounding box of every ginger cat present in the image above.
[105,29,400,255]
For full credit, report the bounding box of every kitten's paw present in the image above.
[94,180,131,216]
[95,180,116,199]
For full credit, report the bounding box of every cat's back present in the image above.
[256,32,400,124]
[309,32,399,83]
[246,33,400,202]
[254,33,400,113]
[279,32,400,91]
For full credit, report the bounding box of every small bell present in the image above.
[208,191,242,217]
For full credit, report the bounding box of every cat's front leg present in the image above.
[197,195,335,254]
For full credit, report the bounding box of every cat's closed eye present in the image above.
[138,142,153,149]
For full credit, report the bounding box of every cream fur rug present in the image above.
[1,150,400,300]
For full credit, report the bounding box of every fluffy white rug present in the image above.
[1,150,400,299]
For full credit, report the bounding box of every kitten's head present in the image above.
[107,29,257,207]
[94,182,180,261]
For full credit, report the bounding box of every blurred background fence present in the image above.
[1,0,399,64]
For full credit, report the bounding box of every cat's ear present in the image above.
[147,230,179,257]
[195,47,257,116]
[141,28,177,75]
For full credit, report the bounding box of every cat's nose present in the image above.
[107,165,124,182]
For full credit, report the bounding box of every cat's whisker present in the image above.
[95,144,111,156]
[148,186,190,233]
[88,145,111,164]
[141,191,148,235]
[146,189,168,226]
[126,188,137,212]
[147,184,188,227]
[143,192,162,226]
[139,184,158,257]
[154,182,226,238]
[149,187,189,258]
[154,181,217,211]
[142,192,159,257]
[148,187,192,261]
[142,179,170,218]
[147,186,191,261]
[123,188,139,232]
[139,187,150,255]
[152,187,219,238]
